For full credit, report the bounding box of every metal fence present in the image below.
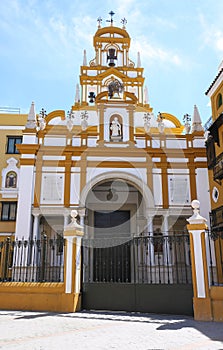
[0,236,65,283]
[207,230,223,286]
[83,233,192,285]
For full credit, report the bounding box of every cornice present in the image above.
[16,144,40,155]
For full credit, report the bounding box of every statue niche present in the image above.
[110,115,123,142]
[5,171,17,188]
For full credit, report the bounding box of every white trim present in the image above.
[87,156,147,162]
[0,233,14,236]
[191,230,206,298]
[65,237,73,293]
[212,187,219,203]
[0,126,25,130]
[206,71,223,97]
[21,154,36,159]
[75,237,82,294]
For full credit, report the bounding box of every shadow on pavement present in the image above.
[8,309,223,343]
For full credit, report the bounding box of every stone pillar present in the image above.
[63,213,70,228]
[162,214,170,265]
[78,208,86,228]
[15,123,39,239]
[147,214,154,265]
[187,200,212,321]
[32,213,40,239]
[63,210,83,312]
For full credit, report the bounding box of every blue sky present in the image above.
[0,0,223,124]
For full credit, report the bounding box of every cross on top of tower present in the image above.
[106,11,115,26]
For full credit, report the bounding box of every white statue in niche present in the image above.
[110,117,121,138]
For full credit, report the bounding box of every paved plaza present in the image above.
[0,310,222,350]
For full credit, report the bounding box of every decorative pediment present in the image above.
[46,110,66,125]
[94,26,130,44]
[99,68,128,81]
[95,90,137,104]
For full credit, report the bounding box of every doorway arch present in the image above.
[80,171,155,209]
[80,171,155,237]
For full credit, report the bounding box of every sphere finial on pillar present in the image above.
[187,199,207,225]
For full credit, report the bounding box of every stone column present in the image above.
[63,210,83,312]
[32,213,40,239]
[15,125,39,239]
[63,213,70,228]
[162,214,170,265]
[187,200,212,321]
[78,208,86,228]
[146,214,154,265]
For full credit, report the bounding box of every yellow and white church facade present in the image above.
[0,15,210,244]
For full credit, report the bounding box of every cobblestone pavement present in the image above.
[0,310,222,350]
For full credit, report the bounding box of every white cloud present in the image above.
[199,13,223,53]
[151,16,177,30]
[132,36,182,67]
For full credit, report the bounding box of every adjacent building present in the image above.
[206,61,223,232]
[0,110,26,241]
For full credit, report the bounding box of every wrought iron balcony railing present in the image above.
[211,206,223,228]
[213,152,223,180]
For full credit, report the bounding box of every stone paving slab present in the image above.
[0,310,222,350]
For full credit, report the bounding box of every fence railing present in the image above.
[0,236,65,283]
[207,230,223,286]
[0,107,20,114]
[83,233,192,285]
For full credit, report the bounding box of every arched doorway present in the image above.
[85,179,144,237]
[83,179,144,284]
[81,175,193,316]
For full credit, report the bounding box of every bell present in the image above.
[107,48,117,67]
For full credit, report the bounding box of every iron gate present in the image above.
[82,233,193,315]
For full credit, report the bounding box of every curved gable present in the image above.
[45,110,66,125]
[95,26,130,39]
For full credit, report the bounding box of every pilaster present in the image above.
[63,210,84,312]
[187,200,212,321]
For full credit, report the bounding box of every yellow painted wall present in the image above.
[0,114,27,126]
[0,114,26,235]
[210,286,223,322]
[208,79,223,211]
[0,130,22,178]
[0,222,16,233]
[210,83,223,121]
[0,283,81,313]
[0,128,23,202]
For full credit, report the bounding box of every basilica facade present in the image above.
[0,13,215,316]
[0,16,210,243]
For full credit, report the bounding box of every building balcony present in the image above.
[208,113,223,146]
[211,205,223,229]
[213,152,223,180]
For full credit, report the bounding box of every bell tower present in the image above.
[75,11,148,108]
[71,11,152,144]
